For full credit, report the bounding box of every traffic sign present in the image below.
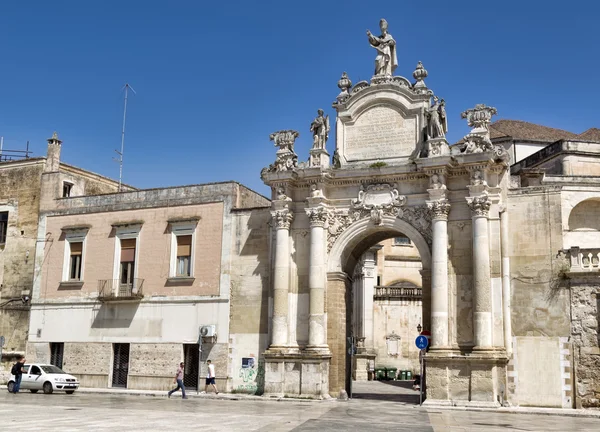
[415,335,429,350]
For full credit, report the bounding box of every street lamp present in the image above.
[417,323,422,333]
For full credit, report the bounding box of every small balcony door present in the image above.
[119,239,136,296]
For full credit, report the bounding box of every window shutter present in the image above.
[120,239,136,262]
[176,235,192,257]
[70,242,83,256]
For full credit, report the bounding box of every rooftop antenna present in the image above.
[114,83,136,192]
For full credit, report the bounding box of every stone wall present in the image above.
[63,342,111,388]
[569,279,600,408]
[229,209,270,393]
[0,160,44,372]
[128,343,181,391]
[372,298,421,373]
[326,274,349,397]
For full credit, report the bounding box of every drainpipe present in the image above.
[500,206,512,355]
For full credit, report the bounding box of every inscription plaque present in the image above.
[344,105,417,161]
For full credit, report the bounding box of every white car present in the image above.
[7,363,80,394]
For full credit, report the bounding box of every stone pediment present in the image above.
[334,82,429,167]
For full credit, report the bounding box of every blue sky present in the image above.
[1,1,598,195]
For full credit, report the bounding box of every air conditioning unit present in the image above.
[200,325,216,338]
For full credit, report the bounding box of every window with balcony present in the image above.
[100,224,143,300]
[119,238,136,289]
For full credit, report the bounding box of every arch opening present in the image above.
[326,216,430,402]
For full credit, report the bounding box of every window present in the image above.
[393,236,411,246]
[120,238,136,287]
[69,242,83,281]
[169,221,197,279]
[0,211,7,245]
[112,224,142,296]
[61,230,87,283]
[176,235,192,277]
[30,365,42,375]
[50,342,64,368]
[62,182,73,198]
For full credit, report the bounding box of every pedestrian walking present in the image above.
[167,361,187,399]
[204,360,218,394]
[10,356,26,393]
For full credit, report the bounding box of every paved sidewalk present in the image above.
[77,387,324,403]
[76,383,600,419]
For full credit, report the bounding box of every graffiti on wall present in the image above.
[235,357,264,394]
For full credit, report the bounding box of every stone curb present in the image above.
[76,387,322,403]
[421,404,600,419]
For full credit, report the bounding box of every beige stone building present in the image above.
[23,134,269,391]
[0,133,126,377]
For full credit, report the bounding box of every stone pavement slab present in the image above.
[1,390,600,431]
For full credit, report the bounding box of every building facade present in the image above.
[26,152,269,390]
[0,133,127,377]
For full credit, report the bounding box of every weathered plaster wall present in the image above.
[508,189,569,337]
[229,209,270,393]
[373,298,421,373]
[0,160,45,374]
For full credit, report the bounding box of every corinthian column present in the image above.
[426,199,451,348]
[306,206,328,350]
[271,208,294,348]
[467,195,492,348]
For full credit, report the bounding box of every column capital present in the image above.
[305,206,329,228]
[271,208,294,230]
[466,195,491,218]
[427,199,451,220]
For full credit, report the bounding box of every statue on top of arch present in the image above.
[367,19,398,77]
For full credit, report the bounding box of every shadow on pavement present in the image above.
[351,380,420,404]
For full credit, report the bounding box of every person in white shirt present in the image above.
[204,359,218,394]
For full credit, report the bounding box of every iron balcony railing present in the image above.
[374,285,422,300]
[97,279,144,301]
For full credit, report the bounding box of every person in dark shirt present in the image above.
[11,356,26,394]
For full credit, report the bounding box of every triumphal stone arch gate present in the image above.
[260,19,512,406]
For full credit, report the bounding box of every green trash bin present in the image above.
[406,370,412,381]
[375,368,386,380]
[400,370,407,380]
[387,367,397,380]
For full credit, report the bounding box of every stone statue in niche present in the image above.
[429,173,446,190]
[367,19,398,76]
[332,149,341,168]
[276,186,291,201]
[426,96,448,140]
[310,109,330,150]
[309,184,324,198]
[471,170,487,186]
